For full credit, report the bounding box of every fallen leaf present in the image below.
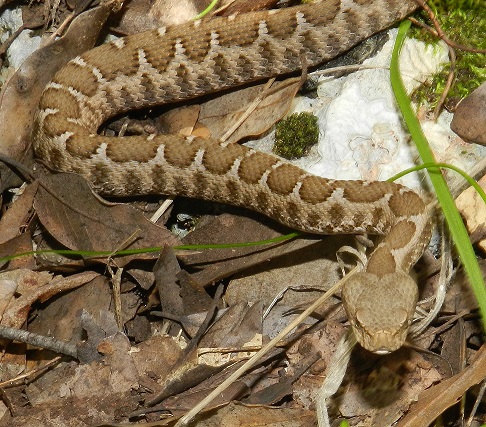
[34,173,181,258]
[137,401,317,426]
[27,275,113,344]
[0,269,97,329]
[0,182,37,245]
[199,78,302,144]
[396,345,486,427]
[456,174,486,251]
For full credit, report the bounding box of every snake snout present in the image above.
[365,329,406,354]
[353,308,409,354]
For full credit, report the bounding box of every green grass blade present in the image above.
[192,0,219,20]
[391,20,486,330]
[0,232,300,263]
[388,162,486,204]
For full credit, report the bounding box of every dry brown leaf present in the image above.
[219,0,279,15]
[224,237,350,310]
[143,298,263,408]
[154,246,187,318]
[146,346,234,407]
[456,174,486,251]
[26,332,138,406]
[153,78,300,145]
[290,323,346,409]
[245,352,323,407]
[396,345,486,427]
[178,211,350,290]
[152,381,250,419]
[0,269,97,329]
[198,78,302,144]
[131,334,184,387]
[439,320,465,375]
[110,0,207,34]
[34,173,181,256]
[0,182,37,245]
[156,105,201,137]
[0,182,39,270]
[0,329,141,426]
[0,391,135,427]
[0,270,97,386]
[198,302,263,362]
[27,276,113,344]
[0,233,36,270]
[137,401,317,426]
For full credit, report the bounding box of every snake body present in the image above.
[32,0,431,353]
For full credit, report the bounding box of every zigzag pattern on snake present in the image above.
[32,0,431,353]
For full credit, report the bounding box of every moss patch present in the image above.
[273,112,319,160]
[410,0,486,109]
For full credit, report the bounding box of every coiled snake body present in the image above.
[33,0,431,353]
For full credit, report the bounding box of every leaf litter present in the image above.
[0,0,483,426]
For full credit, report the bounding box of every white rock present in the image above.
[0,8,41,72]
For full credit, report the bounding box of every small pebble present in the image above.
[450,82,486,145]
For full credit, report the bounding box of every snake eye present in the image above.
[355,309,367,328]
[396,308,408,327]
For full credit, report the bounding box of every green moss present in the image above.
[409,0,486,109]
[273,112,319,160]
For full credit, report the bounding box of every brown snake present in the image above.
[32,0,431,353]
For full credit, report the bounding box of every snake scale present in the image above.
[32,0,431,353]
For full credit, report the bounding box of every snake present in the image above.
[32,0,431,354]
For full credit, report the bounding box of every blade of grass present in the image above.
[388,162,486,204]
[192,0,219,20]
[0,232,300,263]
[391,20,486,330]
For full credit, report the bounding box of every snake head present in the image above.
[342,271,419,354]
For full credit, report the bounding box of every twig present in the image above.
[0,325,77,358]
[433,45,455,120]
[0,356,62,389]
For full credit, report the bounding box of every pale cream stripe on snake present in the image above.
[32,0,431,353]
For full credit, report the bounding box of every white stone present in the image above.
[0,8,41,72]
